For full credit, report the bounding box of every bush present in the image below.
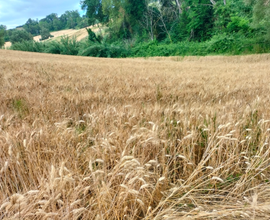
[79,43,129,58]
[44,36,79,55]
[206,33,270,55]
[10,41,46,52]
[131,40,207,57]
[59,36,79,55]
[44,41,62,54]
[206,33,236,54]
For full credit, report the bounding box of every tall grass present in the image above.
[9,36,129,58]
[1,50,270,219]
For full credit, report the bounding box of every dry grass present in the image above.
[1,50,270,219]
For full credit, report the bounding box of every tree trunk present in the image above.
[210,0,216,5]
[175,0,182,14]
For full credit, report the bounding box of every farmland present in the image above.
[1,50,270,219]
[4,25,97,49]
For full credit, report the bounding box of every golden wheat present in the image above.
[1,49,270,219]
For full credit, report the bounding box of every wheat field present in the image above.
[4,25,99,49]
[1,49,270,219]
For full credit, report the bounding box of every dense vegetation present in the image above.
[1,0,270,57]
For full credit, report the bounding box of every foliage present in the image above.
[23,19,40,36]
[0,24,7,44]
[0,25,6,47]
[86,28,101,43]
[185,0,215,41]
[9,29,33,44]
[4,0,270,57]
[0,30,5,48]
[246,0,270,39]
[40,28,54,41]
[226,16,250,34]
[77,16,89,28]
[43,36,80,55]
[58,36,80,55]
[81,0,108,25]
[79,43,129,57]
[65,10,82,29]
[10,40,46,52]
[131,40,207,57]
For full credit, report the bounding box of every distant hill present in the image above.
[4,25,98,49]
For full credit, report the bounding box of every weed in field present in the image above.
[11,98,29,118]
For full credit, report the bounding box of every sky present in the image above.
[0,0,86,29]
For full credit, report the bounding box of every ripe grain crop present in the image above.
[1,49,270,219]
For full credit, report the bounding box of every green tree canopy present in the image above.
[9,29,33,44]
[81,0,108,25]
[0,29,5,48]
[246,0,270,38]
[40,28,53,41]
[23,19,40,35]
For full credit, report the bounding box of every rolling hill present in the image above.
[4,25,99,48]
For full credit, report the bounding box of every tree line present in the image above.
[81,0,269,43]
[1,0,270,57]
[0,10,88,46]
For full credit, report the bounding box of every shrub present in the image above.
[10,41,46,52]
[59,36,79,55]
[206,33,270,55]
[44,41,62,54]
[79,43,129,58]
[131,40,207,57]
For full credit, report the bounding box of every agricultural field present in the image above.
[3,25,98,49]
[1,49,270,219]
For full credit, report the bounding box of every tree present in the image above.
[86,28,101,43]
[246,0,270,38]
[65,10,81,29]
[23,19,40,35]
[40,13,58,31]
[0,30,5,48]
[81,0,108,25]
[140,3,160,41]
[78,16,89,28]
[213,0,252,34]
[53,18,62,31]
[182,0,215,41]
[40,28,53,41]
[81,0,147,40]
[0,24,7,31]
[0,25,7,43]
[9,29,33,44]
[0,25,6,45]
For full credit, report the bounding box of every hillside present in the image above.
[1,50,270,219]
[4,25,99,48]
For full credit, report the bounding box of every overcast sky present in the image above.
[0,0,85,29]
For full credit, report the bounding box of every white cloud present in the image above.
[0,0,84,29]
